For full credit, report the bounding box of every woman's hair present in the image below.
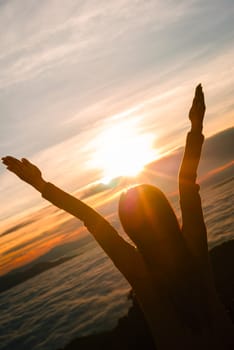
[119,185,211,331]
[118,184,181,250]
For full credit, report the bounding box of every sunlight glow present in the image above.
[90,121,157,183]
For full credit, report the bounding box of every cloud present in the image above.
[0,0,198,88]
[0,219,34,237]
[79,177,124,199]
[1,231,49,256]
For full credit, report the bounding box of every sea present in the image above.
[0,174,233,350]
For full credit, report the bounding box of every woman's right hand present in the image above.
[1,156,46,192]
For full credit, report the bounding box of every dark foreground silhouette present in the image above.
[2,85,234,348]
[59,240,234,350]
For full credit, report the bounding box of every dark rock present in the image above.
[58,240,234,350]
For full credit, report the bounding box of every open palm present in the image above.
[189,84,206,130]
[2,156,44,190]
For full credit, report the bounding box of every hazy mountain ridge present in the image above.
[0,234,94,289]
[0,256,77,294]
[143,127,234,192]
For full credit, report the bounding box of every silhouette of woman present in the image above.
[2,85,234,349]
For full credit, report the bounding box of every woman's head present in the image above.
[118,184,180,251]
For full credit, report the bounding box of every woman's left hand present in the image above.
[189,84,206,132]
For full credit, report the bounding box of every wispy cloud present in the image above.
[0,218,34,237]
[0,0,192,88]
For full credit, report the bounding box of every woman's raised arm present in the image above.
[1,156,136,275]
[178,85,208,263]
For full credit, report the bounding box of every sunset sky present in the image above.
[1,0,234,274]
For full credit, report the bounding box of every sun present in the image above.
[90,121,157,183]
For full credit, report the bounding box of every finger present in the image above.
[2,156,22,167]
[195,85,202,100]
[6,164,23,177]
[6,165,15,173]
[195,83,201,91]
[21,158,32,166]
[8,157,22,165]
[2,156,12,164]
[7,161,21,172]
[2,157,13,166]
[197,91,205,108]
[5,160,23,171]
[6,165,18,172]
[5,160,27,176]
[193,87,204,107]
[2,156,19,162]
